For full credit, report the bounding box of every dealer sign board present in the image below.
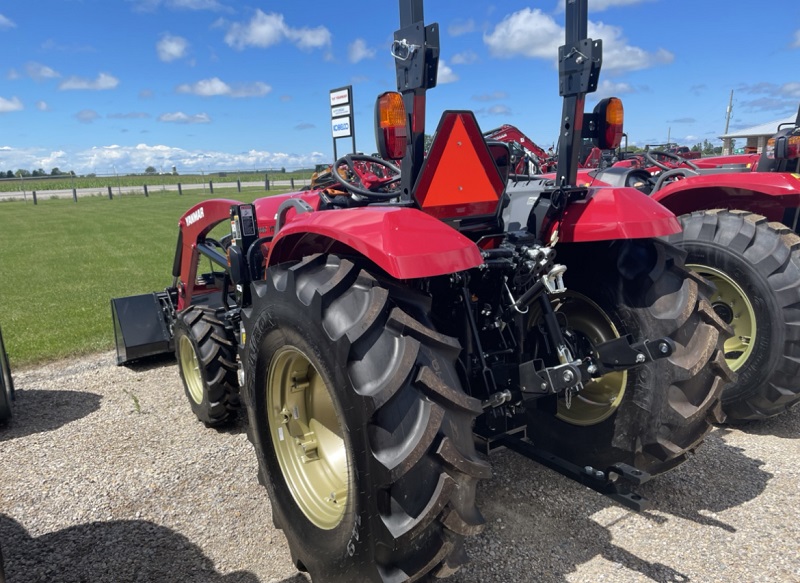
[329,85,355,156]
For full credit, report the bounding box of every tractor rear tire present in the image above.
[668,209,800,421]
[174,306,239,427]
[526,239,732,476]
[242,254,490,582]
[0,326,14,424]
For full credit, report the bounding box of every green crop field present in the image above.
[0,187,289,368]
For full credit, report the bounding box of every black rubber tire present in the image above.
[0,326,14,424]
[526,239,732,476]
[174,306,239,427]
[668,209,800,421]
[242,254,490,582]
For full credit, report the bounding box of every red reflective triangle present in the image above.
[415,112,505,219]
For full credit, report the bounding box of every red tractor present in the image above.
[111,1,730,580]
[483,124,556,174]
[577,110,800,422]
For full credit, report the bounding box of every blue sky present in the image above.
[1,0,799,175]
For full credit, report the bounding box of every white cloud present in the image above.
[438,59,458,84]
[223,10,330,51]
[76,109,101,123]
[781,82,800,98]
[590,79,635,101]
[451,51,478,65]
[157,34,189,62]
[26,62,61,81]
[133,0,226,12]
[107,112,150,119]
[793,30,800,48]
[7,68,19,80]
[176,77,271,97]
[158,111,211,124]
[0,143,329,174]
[0,14,15,30]
[448,19,475,37]
[348,39,375,63]
[484,8,562,59]
[36,101,49,111]
[486,104,511,115]
[0,96,23,113]
[484,8,673,74]
[589,21,673,73]
[286,25,331,50]
[473,91,508,102]
[59,73,120,91]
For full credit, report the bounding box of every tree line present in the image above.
[3,168,75,178]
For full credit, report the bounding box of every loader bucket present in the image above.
[111,292,174,365]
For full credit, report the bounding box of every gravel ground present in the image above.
[1,351,799,583]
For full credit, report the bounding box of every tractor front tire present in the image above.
[174,306,239,427]
[242,254,490,582]
[527,239,731,476]
[0,326,14,424]
[668,209,800,422]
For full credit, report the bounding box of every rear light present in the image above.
[375,91,408,160]
[768,133,800,160]
[593,97,624,150]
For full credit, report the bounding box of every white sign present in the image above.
[331,104,351,117]
[330,89,350,106]
[331,117,352,138]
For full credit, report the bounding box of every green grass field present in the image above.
[0,187,289,368]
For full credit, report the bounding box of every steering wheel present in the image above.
[332,154,402,199]
[644,149,700,172]
[651,167,699,192]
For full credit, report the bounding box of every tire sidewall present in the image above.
[0,330,12,422]
[681,240,777,400]
[174,313,218,423]
[246,294,372,576]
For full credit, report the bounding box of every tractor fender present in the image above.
[553,186,681,243]
[651,173,800,222]
[268,206,484,279]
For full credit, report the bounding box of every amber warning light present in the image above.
[375,91,408,160]
[593,97,624,150]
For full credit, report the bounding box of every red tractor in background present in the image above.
[576,109,800,422]
[485,123,613,172]
[111,1,730,580]
[483,124,556,174]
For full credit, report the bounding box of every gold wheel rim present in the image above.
[552,292,627,426]
[267,346,348,530]
[179,335,204,404]
[687,264,756,371]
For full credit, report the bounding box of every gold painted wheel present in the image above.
[178,335,204,405]
[552,292,627,426]
[267,346,349,530]
[687,263,756,371]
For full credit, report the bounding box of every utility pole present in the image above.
[723,90,734,155]
[724,90,734,134]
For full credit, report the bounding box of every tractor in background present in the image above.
[111,1,731,580]
[577,108,800,422]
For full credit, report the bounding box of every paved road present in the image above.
[0,179,312,202]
